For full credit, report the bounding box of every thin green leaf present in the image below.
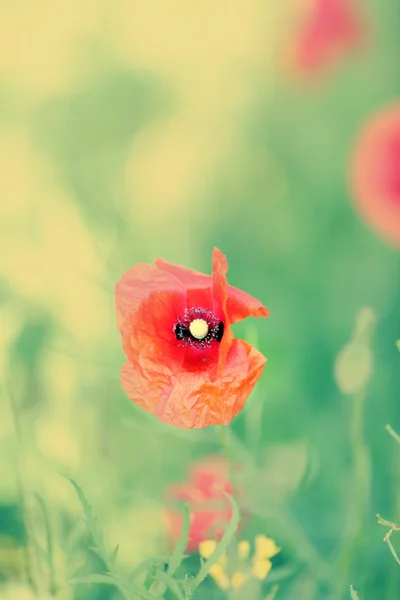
[64,476,110,566]
[192,493,240,589]
[265,585,279,600]
[144,565,158,591]
[129,556,171,581]
[156,571,185,600]
[111,544,120,563]
[350,585,360,599]
[386,424,400,445]
[64,478,164,600]
[109,573,162,600]
[69,573,160,600]
[69,574,131,600]
[168,504,190,576]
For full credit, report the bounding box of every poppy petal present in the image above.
[286,0,363,77]
[154,257,210,289]
[115,263,185,330]
[350,103,400,248]
[165,454,244,552]
[165,483,207,504]
[212,247,233,367]
[121,338,266,429]
[156,251,269,324]
[116,248,268,429]
[226,287,269,323]
[119,289,187,374]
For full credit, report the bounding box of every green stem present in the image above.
[351,391,369,512]
[35,494,58,594]
[334,390,370,596]
[5,376,41,595]
[219,425,238,498]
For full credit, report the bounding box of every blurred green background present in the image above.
[0,0,399,599]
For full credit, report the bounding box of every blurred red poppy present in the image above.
[165,456,239,552]
[350,103,400,249]
[286,0,363,77]
[115,247,268,429]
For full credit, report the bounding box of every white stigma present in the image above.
[189,318,209,340]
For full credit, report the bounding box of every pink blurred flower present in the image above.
[165,455,240,552]
[286,0,363,77]
[350,102,400,249]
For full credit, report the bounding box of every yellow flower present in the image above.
[252,534,280,581]
[231,572,250,590]
[209,563,230,590]
[238,540,250,560]
[252,558,272,580]
[199,540,217,559]
[254,535,280,561]
[198,534,280,590]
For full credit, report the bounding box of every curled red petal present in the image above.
[211,247,233,369]
[156,249,269,324]
[226,287,269,322]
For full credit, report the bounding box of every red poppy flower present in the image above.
[285,0,363,77]
[350,103,400,249]
[165,456,239,552]
[114,247,268,429]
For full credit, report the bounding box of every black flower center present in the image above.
[174,307,224,350]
